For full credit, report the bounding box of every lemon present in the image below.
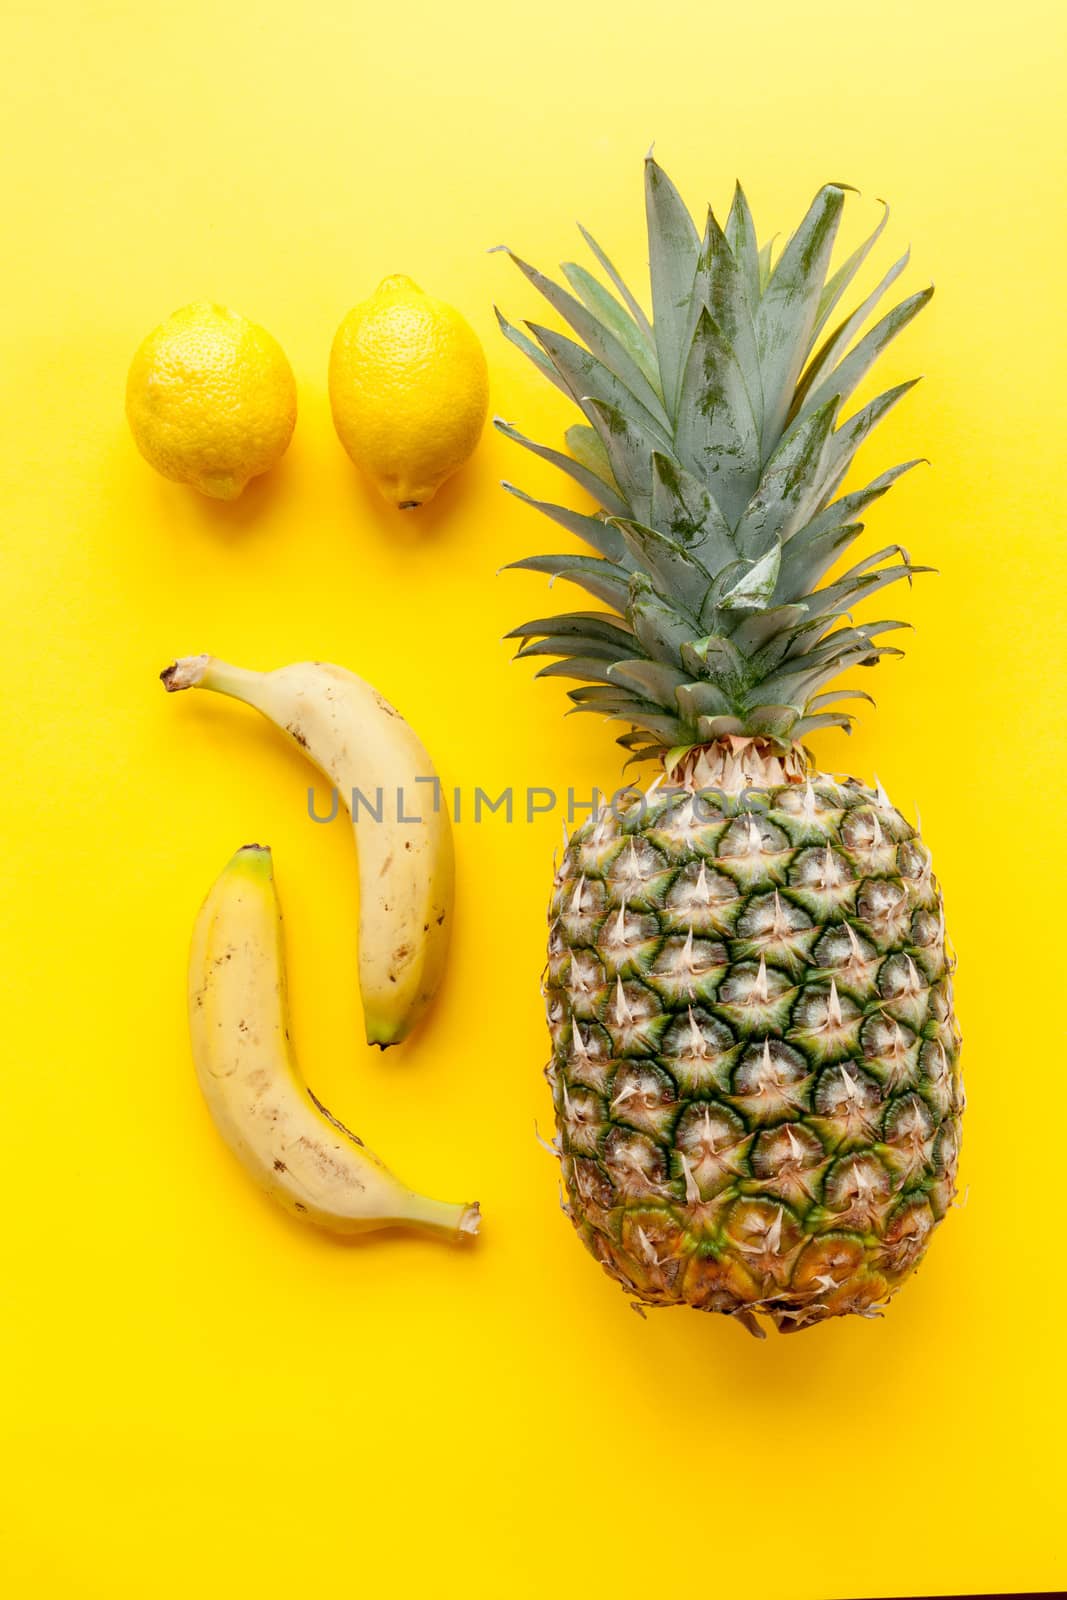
[126,302,297,500]
[329,276,488,509]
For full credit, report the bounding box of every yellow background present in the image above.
[2,3,1064,1596]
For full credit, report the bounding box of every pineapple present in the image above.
[499,159,961,1334]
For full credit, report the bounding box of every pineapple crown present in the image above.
[497,156,933,769]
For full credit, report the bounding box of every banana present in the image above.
[189,843,479,1240]
[162,653,453,1047]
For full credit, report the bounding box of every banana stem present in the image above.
[161,653,270,711]
[398,1197,481,1242]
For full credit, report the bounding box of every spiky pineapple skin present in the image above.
[546,773,962,1334]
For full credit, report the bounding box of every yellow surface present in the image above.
[1,4,1064,1597]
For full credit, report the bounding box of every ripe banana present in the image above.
[162,653,453,1047]
[190,843,479,1240]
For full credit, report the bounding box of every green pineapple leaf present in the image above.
[501,481,632,565]
[757,239,775,294]
[715,541,783,611]
[793,251,910,416]
[515,634,629,662]
[528,322,672,448]
[628,575,699,666]
[607,658,692,702]
[583,398,660,522]
[577,223,654,343]
[755,184,846,439]
[610,518,711,617]
[493,306,571,397]
[649,452,737,571]
[645,155,701,419]
[775,521,861,601]
[561,260,661,392]
[806,687,876,712]
[507,553,631,611]
[804,548,932,619]
[693,205,763,428]
[675,680,734,720]
[506,251,670,425]
[812,200,889,339]
[564,423,616,483]
[684,632,748,689]
[733,397,839,557]
[730,604,810,658]
[505,610,636,646]
[800,286,933,419]
[791,711,854,736]
[493,418,629,516]
[675,306,761,524]
[724,182,761,311]
[498,161,931,760]
[818,381,919,505]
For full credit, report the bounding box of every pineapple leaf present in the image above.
[805,552,932,619]
[565,423,615,482]
[806,688,876,711]
[730,604,810,658]
[493,307,571,398]
[507,553,631,611]
[733,397,838,557]
[675,306,761,525]
[752,639,902,705]
[744,704,807,737]
[715,541,783,611]
[528,322,673,448]
[628,575,698,666]
[694,206,763,427]
[793,251,910,416]
[516,635,629,662]
[650,452,737,572]
[618,708,690,743]
[610,518,711,618]
[506,611,636,647]
[684,632,748,688]
[784,617,912,674]
[791,711,853,735]
[800,286,933,419]
[583,398,660,522]
[697,715,748,739]
[795,459,922,548]
[676,681,733,720]
[645,155,701,419]
[494,418,629,516]
[561,260,661,392]
[506,251,670,425]
[577,223,654,344]
[755,184,846,440]
[566,684,650,707]
[499,164,931,754]
[757,239,775,294]
[776,522,861,601]
[819,382,919,504]
[811,200,889,340]
[607,658,692,702]
[724,182,761,311]
[779,461,922,595]
[501,481,631,565]
[534,656,622,684]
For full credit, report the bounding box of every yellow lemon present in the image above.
[329,276,488,509]
[126,302,296,500]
